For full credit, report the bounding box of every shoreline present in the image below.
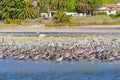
[0,25,120,35]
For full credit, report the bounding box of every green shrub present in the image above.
[96,12,107,15]
[52,11,72,23]
[12,19,22,24]
[109,14,117,18]
[109,11,120,18]
[5,18,12,24]
[45,22,120,27]
[37,18,43,23]
[5,18,22,24]
[116,10,120,17]
[116,10,120,14]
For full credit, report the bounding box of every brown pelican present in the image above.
[56,54,63,62]
[64,53,71,58]
[33,54,41,61]
[64,53,73,60]
[0,54,3,59]
[89,55,95,61]
[43,53,51,60]
[24,55,29,60]
[18,54,25,60]
[109,56,115,61]
[72,53,78,60]
[13,54,19,60]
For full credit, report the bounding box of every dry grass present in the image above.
[45,23,68,27]
[45,15,120,27]
[72,15,120,23]
[45,22,120,27]
[0,23,36,27]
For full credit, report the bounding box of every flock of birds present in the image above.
[0,40,120,62]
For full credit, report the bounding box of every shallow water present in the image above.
[0,60,120,80]
[0,32,120,35]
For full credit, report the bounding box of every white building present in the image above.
[40,13,49,19]
[65,12,78,16]
[40,11,87,19]
[40,11,57,19]
[98,3,120,15]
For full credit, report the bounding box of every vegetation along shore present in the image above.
[0,0,120,26]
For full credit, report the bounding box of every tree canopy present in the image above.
[0,0,39,21]
[75,0,102,14]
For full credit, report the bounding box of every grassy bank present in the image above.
[45,22,120,27]
[45,15,120,27]
[1,15,120,27]
[0,23,36,27]
[72,15,120,23]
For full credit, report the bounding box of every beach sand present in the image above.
[0,25,120,33]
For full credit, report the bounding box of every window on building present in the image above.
[109,10,111,13]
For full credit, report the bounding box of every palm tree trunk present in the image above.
[90,10,94,16]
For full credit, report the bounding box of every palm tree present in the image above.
[56,0,69,11]
[67,0,76,12]
[75,0,102,15]
[0,0,13,7]
[89,0,102,15]
[2,0,39,20]
[17,0,39,20]
[75,0,91,13]
[52,11,71,23]
[50,0,59,11]
[46,0,69,11]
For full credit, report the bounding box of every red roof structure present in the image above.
[103,4,120,8]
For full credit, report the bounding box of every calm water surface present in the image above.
[0,60,120,80]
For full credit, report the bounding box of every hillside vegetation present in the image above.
[0,0,120,24]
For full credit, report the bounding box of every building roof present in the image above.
[103,4,120,8]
